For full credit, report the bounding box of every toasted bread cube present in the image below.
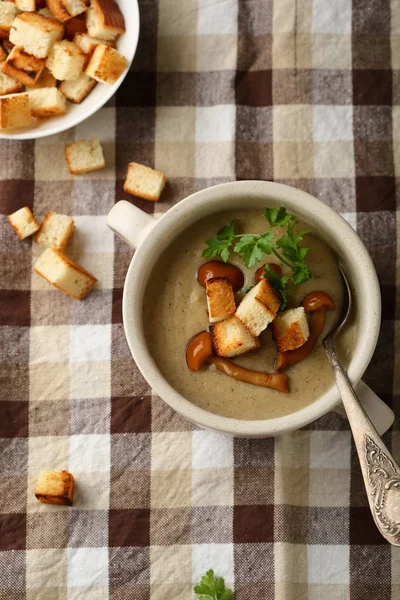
[66,15,87,39]
[123,162,166,202]
[272,307,310,352]
[211,316,260,358]
[2,46,45,86]
[35,211,74,250]
[30,65,56,88]
[85,43,127,85]
[206,277,236,324]
[34,248,97,299]
[15,0,37,10]
[46,0,87,22]
[0,92,32,129]
[64,137,105,174]
[73,32,112,55]
[35,470,74,506]
[28,87,67,117]
[0,64,23,95]
[8,206,39,239]
[86,0,125,42]
[235,279,281,337]
[10,13,64,59]
[46,40,86,80]
[37,7,54,18]
[59,71,96,103]
[0,43,6,62]
[2,39,13,54]
[0,1,17,39]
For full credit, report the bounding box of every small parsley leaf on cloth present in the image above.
[194,570,233,600]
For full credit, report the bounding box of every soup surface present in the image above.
[143,209,355,420]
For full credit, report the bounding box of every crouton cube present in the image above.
[73,32,113,55]
[211,316,260,358]
[59,71,95,103]
[37,7,54,18]
[235,279,281,337]
[0,1,17,39]
[272,306,310,352]
[66,15,87,39]
[10,13,64,59]
[86,0,125,42]
[31,66,56,88]
[206,277,236,324]
[28,87,67,117]
[46,0,87,23]
[2,39,13,54]
[46,40,86,80]
[85,43,127,85]
[35,211,74,251]
[15,0,37,11]
[2,46,45,86]
[123,162,166,202]
[0,44,6,62]
[0,65,23,95]
[64,137,105,174]
[0,92,32,129]
[34,470,74,506]
[34,248,97,299]
[8,206,39,239]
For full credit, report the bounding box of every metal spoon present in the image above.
[323,266,400,545]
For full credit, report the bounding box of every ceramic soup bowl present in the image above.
[107,180,383,437]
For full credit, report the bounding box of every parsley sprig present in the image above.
[202,207,313,309]
[194,570,233,600]
[264,264,290,310]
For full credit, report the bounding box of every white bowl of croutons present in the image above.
[0,0,139,139]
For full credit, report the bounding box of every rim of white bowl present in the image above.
[0,0,140,140]
[122,180,381,437]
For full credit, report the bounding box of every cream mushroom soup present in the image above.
[143,209,355,420]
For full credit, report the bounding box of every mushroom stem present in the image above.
[207,355,289,393]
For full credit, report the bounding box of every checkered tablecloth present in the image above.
[1,0,400,598]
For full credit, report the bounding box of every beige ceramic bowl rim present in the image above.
[0,0,140,140]
[122,180,381,437]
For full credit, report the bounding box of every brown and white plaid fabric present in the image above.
[1,0,400,598]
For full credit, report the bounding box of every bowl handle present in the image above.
[333,380,394,436]
[107,200,157,249]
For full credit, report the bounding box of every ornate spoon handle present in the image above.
[324,337,400,546]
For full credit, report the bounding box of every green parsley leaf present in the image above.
[220,590,234,600]
[295,227,312,242]
[194,587,212,595]
[264,264,290,311]
[202,220,237,262]
[201,207,314,301]
[291,262,313,285]
[264,206,297,228]
[194,570,233,600]
[234,232,274,268]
